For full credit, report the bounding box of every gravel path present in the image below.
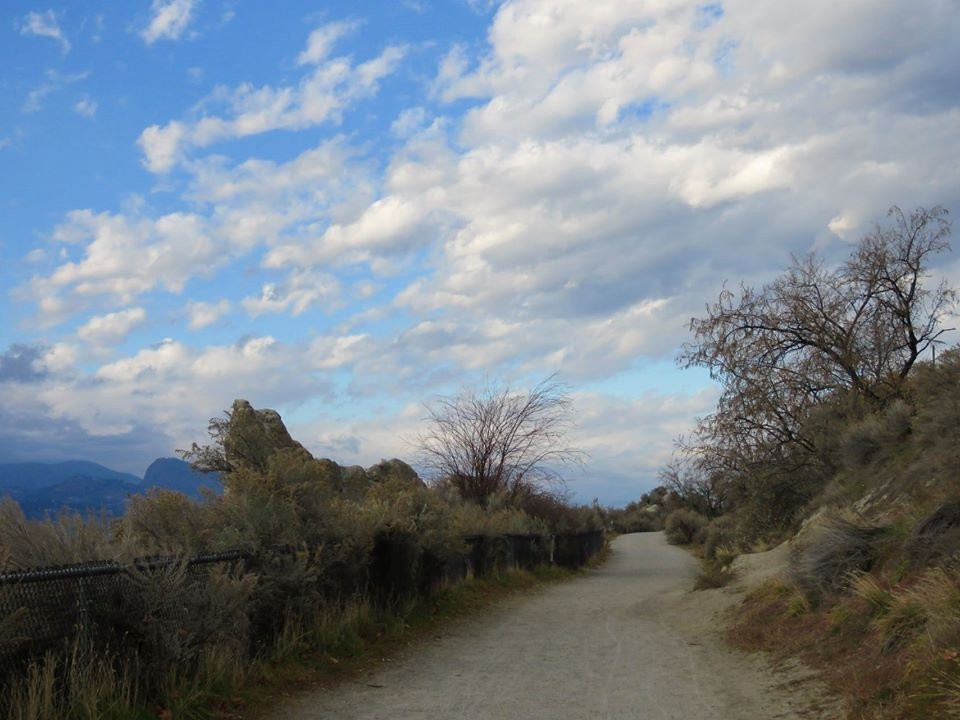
[263,533,835,719]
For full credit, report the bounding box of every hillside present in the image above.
[640,350,960,719]
[0,461,141,491]
[717,351,960,719]
[0,458,220,518]
[633,206,960,719]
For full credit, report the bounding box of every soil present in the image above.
[257,532,840,719]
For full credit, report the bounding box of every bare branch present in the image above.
[416,376,587,505]
[676,205,954,507]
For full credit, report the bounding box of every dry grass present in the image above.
[788,512,885,599]
[729,563,960,720]
[694,559,736,590]
[1,643,142,720]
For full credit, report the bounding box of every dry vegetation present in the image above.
[611,206,960,717]
[0,391,605,720]
[721,386,960,720]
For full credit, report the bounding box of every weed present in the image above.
[850,572,894,616]
[694,559,735,590]
[787,591,812,617]
[665,509,708,546]
[789,512,884,596]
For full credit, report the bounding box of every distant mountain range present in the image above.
[0,458,221,519]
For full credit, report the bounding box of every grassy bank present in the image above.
[646,348,960,719]
[728,564,960,719]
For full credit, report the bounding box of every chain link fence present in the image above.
[0,551,247,683]
[0,531,604,688]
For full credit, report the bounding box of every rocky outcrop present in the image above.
[366,458,424,487]
[223,399,312,472]
[222,400,423,496]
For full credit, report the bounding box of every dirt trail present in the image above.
[262,533,837,719]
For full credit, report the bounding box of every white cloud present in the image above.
[19,10,70,53]
[20,209,229,324]
[91,13,106,43]
[390,107,427,137]
[185,138,357,203]
[24,248,47,264]
[23,71,89,113]
[241,270,340,317]
[77,307,147,345]
[828,214,857,239]
[309,334,372,370]
[9,0,960,503]
[29,336,333,446]
[39,343,79,374]
[138,121,187,173]
[172,0,944,413]
[138,36,406,172]
[21,136,379,326]
[74,96,97,118]
[297,21,359,65]
[185,299,231,330]
[266,192,441,269]
[563,388,720,501]
[141,0,199,45]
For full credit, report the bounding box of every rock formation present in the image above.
[220,400,423,496]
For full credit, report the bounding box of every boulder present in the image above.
[366,458,424,487]
[224,399,312,471]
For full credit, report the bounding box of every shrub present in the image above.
[912,348,960,443]
[702,524,727,561]
[366,458,422,487]
[612,511,662,534]
[0,396,612,718]
[727,465,827,544]
[850,571,893,616]
[694,560,735,590]
[124,490,212,554]
[789,512,885,597]
[841,414,886,468]
[882,399,913,439]
[665,509,708,545]
[907,499,960,568]
[840,400,913,470]
[0,500,136,570]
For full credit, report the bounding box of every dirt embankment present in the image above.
[260,533,838,720]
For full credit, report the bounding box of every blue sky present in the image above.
[2,0,959,504]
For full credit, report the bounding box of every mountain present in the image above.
[142,457,221,498]
[0,458,220,519]
[15,475,142,517]
[0,461,141,492]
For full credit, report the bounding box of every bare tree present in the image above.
[680,206,954,466]
[416,376,586,505]
[669,206,955,533]
[659,458,728,517]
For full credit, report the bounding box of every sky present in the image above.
[1,0,959,505]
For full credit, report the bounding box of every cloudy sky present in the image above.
[2,0,959,504]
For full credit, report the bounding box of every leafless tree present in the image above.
[680,206,954,468]
[416,376,586,505]
[659,458,728,517]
